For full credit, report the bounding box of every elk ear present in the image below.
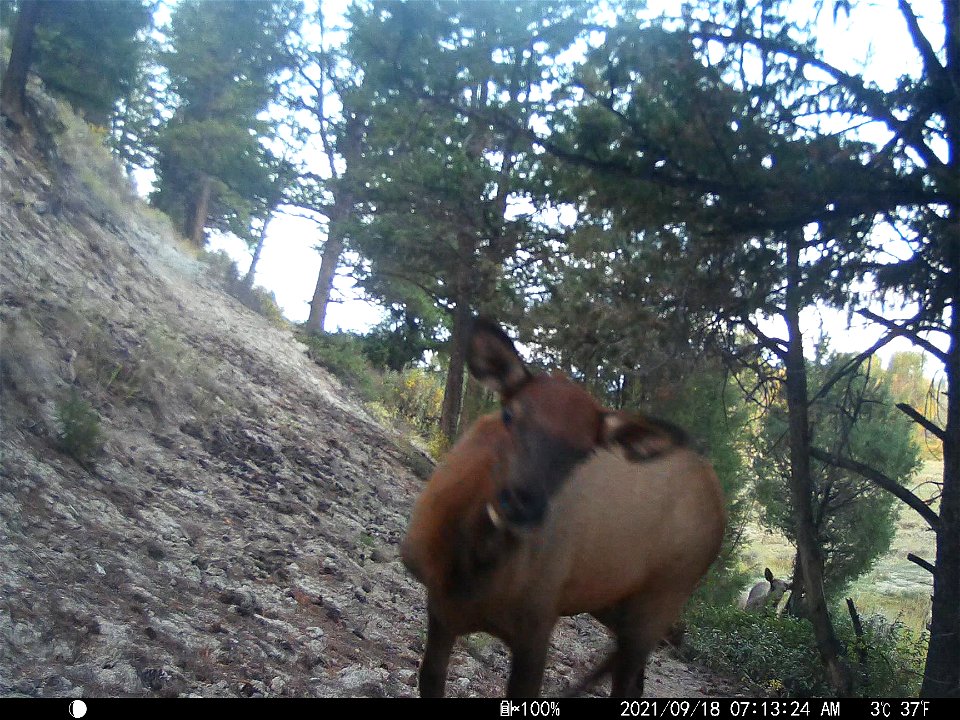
[600,411,688,461]
[467,318,530,397]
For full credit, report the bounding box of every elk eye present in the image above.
[501,408,513,427]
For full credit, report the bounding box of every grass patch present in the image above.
[31,93,137,226]
[739,460,940,636]
[42,300,223,427]
[56,389,102,465]
[738,526,795,587]
[463,632,501,663]
[847,459,939,636]
[847,589,931,639]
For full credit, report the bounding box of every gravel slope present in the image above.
[0,116,749,699]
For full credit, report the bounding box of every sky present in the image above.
[197,0,947,370]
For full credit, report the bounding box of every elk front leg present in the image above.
[419,610,455,698]
[506,622,554,697]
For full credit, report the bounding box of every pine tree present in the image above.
[1,0,152,132]
[151,0,301,246]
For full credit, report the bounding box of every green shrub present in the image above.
[55,390,102,464]
[195,250,287,327]
[245,287,285,326]
[686,604,825,696]
[300,331,380,400]
[198,249,241,288]
[379,368,444,432]
[300,333,456,458]
[837,612,926,697]
[425,427,451,459]
[231,282,285,326]
[685,603,926,697]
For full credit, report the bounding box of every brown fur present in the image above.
[743,568,792,612]
[401,418,726,697]
[400,320,726,697]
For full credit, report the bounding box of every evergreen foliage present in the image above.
[7,0,957,697]
[27,0,152,127]
[754,355,922,598]
[151,0,301,245]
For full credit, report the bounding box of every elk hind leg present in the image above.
[610,596,686,698]
[610,631,655,697]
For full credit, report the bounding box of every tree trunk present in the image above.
[845,598,869,672]
[305,107,363,333]
[920,0,960,695]
[785,549,805,617]
[439,296,471,441]
[242,214,273,291]
[458,374,486,431]
[782,232,852,695]
[186,175,213,247]
[921,222,960,697]
[0,0,42,132]
[439,232,476,441]
[305,220,345,333]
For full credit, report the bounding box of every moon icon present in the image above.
[69,700,88,718]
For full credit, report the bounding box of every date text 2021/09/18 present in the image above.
[491,699,933,719]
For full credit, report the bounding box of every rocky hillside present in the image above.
[0,106,746,698]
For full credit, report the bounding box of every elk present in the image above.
[743,568,792,612]
[400,319,726,697]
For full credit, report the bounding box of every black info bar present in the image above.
[0,697,943,719]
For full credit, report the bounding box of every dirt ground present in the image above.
[0,115,755,699]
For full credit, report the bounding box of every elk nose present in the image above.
[497,485,547,527]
